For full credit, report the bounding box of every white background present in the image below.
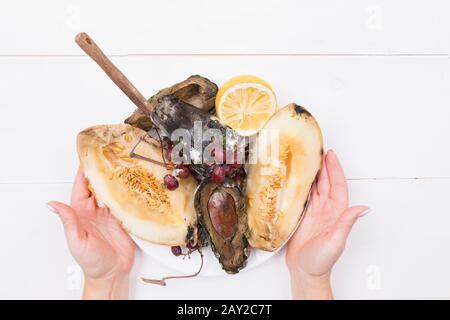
[0,0,449,299]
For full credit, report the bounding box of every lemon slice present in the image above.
[216,75,277,136]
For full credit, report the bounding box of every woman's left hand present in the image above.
[286,150,369,299]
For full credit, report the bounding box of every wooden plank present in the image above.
[334,179,450,299]
[0,184,80,299]
[0,55,448,182]
[0,179,448,299]
[0,0,449,55]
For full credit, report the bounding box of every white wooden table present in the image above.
[0,0,449,299]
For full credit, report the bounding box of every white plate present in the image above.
[131,235,276,277]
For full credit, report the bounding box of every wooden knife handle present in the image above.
[75,32,149,114]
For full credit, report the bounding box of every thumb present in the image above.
[47,201,85,244]
[332,205,370,243]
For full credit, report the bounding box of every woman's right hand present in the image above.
[47,167,136,300]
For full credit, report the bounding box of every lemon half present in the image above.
[215,75,277,136]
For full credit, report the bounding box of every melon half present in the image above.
[77,124,198,246]
[246,103,323,251]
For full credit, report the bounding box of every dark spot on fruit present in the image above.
[186,226,195,240]
[294,104,311,117]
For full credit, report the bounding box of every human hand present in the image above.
[47,167,136,300]
[286,150,369,299]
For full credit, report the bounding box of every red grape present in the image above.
[177,165,191,179]
[164,174,179,190]
[211,165,226,183]
[171,246,182,256]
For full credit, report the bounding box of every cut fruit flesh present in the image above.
[246,104,323,251]
[77,124,198,246]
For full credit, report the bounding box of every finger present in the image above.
[316,156,330,196]
[308,183,320,210]
[332,205,370,243]
[71,167,91,204]
[47,201,85,243]
[326,150,348,204]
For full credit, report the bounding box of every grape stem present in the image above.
[141,248,204,286]
[129,129,175,170]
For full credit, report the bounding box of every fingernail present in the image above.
[359,208,371,217]
[327,149,336,157]
[46,203,57,214]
